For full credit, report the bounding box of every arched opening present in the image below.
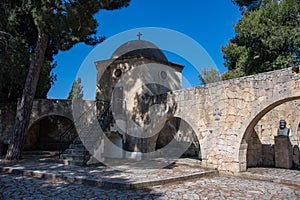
[155,117,201,160]
[25,115,77,151]
[240,98,300,171]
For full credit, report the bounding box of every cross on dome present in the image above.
[137,32,143,40]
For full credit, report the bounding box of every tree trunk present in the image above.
[5,32,48,160]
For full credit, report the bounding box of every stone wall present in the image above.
[1,68,300,172]
[0,99,74,148]
[167,67,300,172]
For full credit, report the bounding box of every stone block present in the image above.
[239,161,247,172]
[275,136,292,169]
[262,144,275,167]
[292,145,300,169]
[239,143,247,162]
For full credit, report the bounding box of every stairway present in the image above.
[60,102,121,166]
[60,137,90,166]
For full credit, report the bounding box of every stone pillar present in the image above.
[239,142,248,172]
[274,136,292,169]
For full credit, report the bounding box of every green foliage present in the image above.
[232,0,282,11]
[67,77,83,100]
[222,68,247,80]
[223,0,300,79]
[232,0,263,11]
[0,1,57,101]
[198,67,222,85]
[0,0,130,101]
[293,48,300,66]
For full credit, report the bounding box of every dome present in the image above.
[111,40,168,62]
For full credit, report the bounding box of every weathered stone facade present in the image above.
[1,40,300,173]
[94,40,184,159]
[163,68,300,172]
[1,68,300,172]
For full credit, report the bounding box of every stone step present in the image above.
[60,137,91,166]
[64,149,87,155]
[64,159,87,166]
[69,143,86,149]
[61,153,86,160]
[61,151,88,157]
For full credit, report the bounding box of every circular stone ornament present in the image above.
[160,71,167,80]
[113,68,122,78]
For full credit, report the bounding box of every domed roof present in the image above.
[111,40,168,62]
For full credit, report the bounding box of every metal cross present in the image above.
[137,32,142,40]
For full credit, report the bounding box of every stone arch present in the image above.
[291,102,300,136]
[29,111,73,129]
[25,114,77,151]
[154,117,201,160]
[173,114,204,141]
[238,96,300,171]
[28,99,73,128]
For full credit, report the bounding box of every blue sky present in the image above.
[48,0,241,99]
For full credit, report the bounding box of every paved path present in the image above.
[0,173,299,199]
[0,154,300,199]
[238,167,300,186]
[0,155,217,188]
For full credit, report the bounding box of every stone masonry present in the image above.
[1,68,300,173]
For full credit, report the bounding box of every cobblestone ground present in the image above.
[246,167,300,180]
[1,173,299,200]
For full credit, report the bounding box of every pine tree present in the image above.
[4,0,130,160]
[0,1,57,101]
[198,67,222,85]
[222,0,300,80]
[68,78,84,100]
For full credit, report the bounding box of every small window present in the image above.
[113,69,122,78]
[160,71,167,80]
